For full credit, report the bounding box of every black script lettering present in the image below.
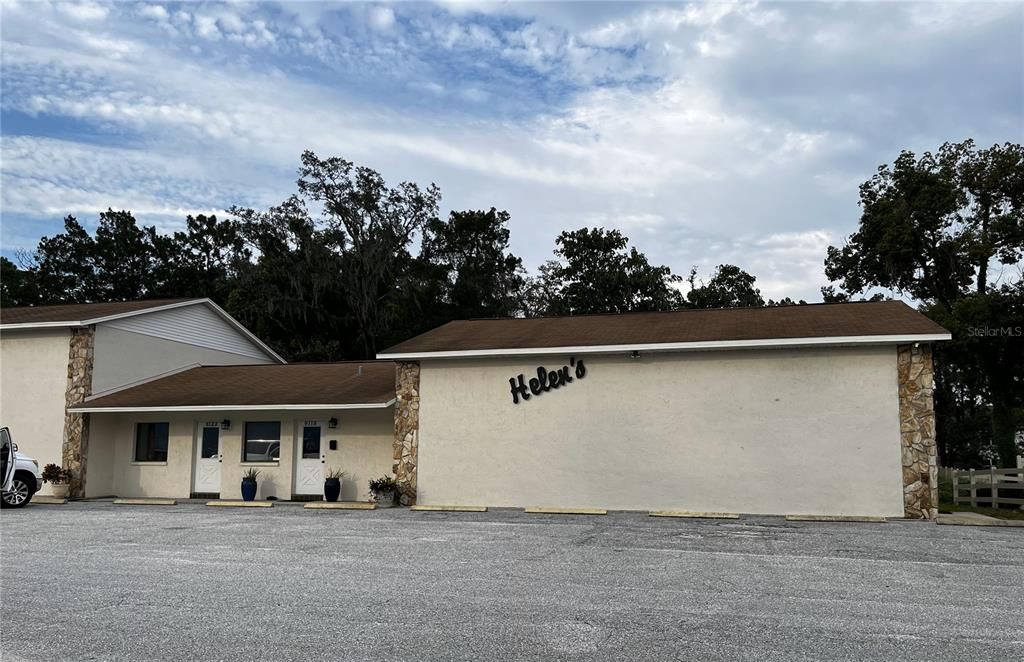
[509,375,530,404]
[508,358,587,404]
[537,367,550,392]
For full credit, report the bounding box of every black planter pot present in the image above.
[324,478,341,502]
[240,479,258,501]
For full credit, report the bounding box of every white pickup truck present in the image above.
[1,427,44,508]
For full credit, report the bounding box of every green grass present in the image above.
[939,503,1024,521]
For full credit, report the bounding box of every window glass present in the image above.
[200,428,219,459]
[134,423,169,462]
[244,422,281,462]
[302,426,320,459]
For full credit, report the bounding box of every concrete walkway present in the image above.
[937,511,1024,527]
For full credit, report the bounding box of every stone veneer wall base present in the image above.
[898,343,938,520]
[63,326,95,499]
[393,361,421,506]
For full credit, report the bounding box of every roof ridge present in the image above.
[454,299,909,323]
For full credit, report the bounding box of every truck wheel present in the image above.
[1,471,35,508]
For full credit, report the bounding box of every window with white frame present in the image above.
[243,422,281,462]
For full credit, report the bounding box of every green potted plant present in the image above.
[241,468,260,501]
[41,463,72,499]
[324,467,345,502]
[368,475,397,508]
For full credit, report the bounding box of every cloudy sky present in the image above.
[1,1,1020,300]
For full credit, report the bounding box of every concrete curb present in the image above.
[785,515,887,523]
[31,496,67,505]
[113,498,177,506]
[524,507,607,515]
[649,511,740,519]
[207,500,273,508]
[411,505,488,512]
[304,502,376,510]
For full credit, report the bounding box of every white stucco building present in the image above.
[0,299,283,494]
[70,362,396,501]
[379,301,950,519]
[2,298,952,518]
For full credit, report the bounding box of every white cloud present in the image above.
[138,5,168,22]
[193,14,221,40]
[0,0,1019,303]
[217,11,246,34]
[57,1,109,22]
[0,136,271,246]
[368,5,396,31]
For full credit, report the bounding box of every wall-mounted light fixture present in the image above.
[328,417,338,429]
[630,350,641,359]
[220,419,231,431]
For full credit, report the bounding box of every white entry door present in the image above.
[193,424,221,493]
[293,423,324,495]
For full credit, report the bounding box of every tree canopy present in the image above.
[6,153,774,362]
[825,140,1024,465]
[686,264,765,309]
[6,142,1021,467]
[533,227,684,315]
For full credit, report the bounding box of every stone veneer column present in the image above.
[63,326,95,499]
[393,361,420,506]
[898,343,938,519]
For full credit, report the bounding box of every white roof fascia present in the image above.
[0,321,81,329]
[68,399,397,414]
[376,333,953,361]
[0,299,206,330]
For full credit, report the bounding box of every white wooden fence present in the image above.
[951,467,1024,509]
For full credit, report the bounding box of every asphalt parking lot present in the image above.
[1,502,1022,661]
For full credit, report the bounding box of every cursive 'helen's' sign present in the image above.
[509,357,587,404]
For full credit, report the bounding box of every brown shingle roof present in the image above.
[1,299,197,326]
[74,362,396,410]
[379,301,949,357]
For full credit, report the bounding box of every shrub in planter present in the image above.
[41,463,72,499]
[241,468,260,502]
[324,468,345,502]
[368,475,397,507]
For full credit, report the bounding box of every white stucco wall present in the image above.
[85,413,115,498]
[86,408,393,500]
[0,328,70,494]
[328,408,394,501]
[416,346,905,516]
[86,413,195,498]
[91,325,275,394]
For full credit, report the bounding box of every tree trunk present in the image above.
[977,202,990,295]
[991,395,1018,467]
